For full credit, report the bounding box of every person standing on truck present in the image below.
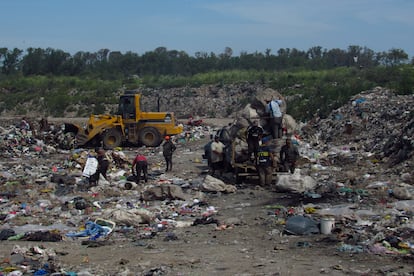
[265,98,283,139]
[210,135,225,176]
[256,136,274,186]
[162,136,176,172]
[131,151,148,183]
[280,138,300,174]
[246,120,264,161]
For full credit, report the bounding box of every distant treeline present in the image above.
[0,45,413,121]
[0,45,412,78]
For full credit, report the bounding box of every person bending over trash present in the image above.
[89,148,110,186]
[132,151,148,183]
[280,138,299,174]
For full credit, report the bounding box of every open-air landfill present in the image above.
[0,86,413,275]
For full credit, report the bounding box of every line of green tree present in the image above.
[0,45,412,78]
[0,45,413,121]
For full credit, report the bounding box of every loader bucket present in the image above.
[64,123,80,134]
[64,123,89,147]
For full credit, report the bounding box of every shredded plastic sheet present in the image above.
[66,220,114,240]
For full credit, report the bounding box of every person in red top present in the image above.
[131,152,148,183]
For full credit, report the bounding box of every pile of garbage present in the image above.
[0,117,240,274]
[0,86,413,274]
[269,87,414,256]
[302,87,414,168]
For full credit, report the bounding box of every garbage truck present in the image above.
[64,91,183,149]
[203,118,281,184]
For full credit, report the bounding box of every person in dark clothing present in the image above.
[246,120,264,161]
[280,138,300,174]
[39,117,49,132]
[256,136,274,186]
[90,148,110,185]
[132,152,148,183]
[203,136,213,168]
[96,149,110,179]
[162,136,176,172]
[210,135,225,176]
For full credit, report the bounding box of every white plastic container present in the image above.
[320,217,335,234]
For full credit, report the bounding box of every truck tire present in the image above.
[103,128,122,149]
[139,127,161,147]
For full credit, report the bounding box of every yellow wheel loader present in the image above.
[64,92,183,149]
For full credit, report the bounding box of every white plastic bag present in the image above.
[82,157,98,177]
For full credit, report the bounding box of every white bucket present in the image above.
[320,217,335,234]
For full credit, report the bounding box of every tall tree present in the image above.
[347,45,363,66]
[1,48,23,75]
[324,48,347,67]
[22,47,45,75]
[383,48,409,66]
[43,48,70,75]
[307,46,324,69]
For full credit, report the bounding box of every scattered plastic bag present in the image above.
[66,220,113,240]
[337,243,364,253]
[285,215,320,235]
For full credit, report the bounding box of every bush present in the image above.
[0,66,412,119]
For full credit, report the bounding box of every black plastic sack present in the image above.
[285,215,320,235]
[0,229,16,240]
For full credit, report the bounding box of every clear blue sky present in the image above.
[2,0,414,58]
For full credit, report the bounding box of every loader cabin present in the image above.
[118,92,139,120]
[117,92,173,123]
[115,91,182,147]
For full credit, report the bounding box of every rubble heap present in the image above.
[302,87,414,168]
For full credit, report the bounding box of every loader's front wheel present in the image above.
[139,127,161,147]
[103,128,122,149]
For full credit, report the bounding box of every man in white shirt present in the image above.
[265,98,283,139]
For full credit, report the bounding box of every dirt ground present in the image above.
[2,187,413,276]
[1,119,414,275]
